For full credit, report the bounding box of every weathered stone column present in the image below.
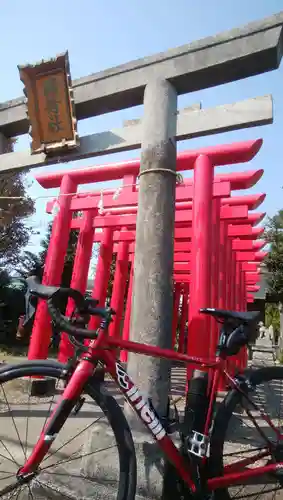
[126,78,177,421]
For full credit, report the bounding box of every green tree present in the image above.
[264,210,283,337]
[265,303,280,332]
[0,171,35,267]
[16,250,43,279]
[13,222,80,341]
[0,268,26,345]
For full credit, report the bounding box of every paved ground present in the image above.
[0,339,282,499]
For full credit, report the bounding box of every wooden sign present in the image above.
[18,51,79,155]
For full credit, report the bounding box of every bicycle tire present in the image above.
[0,359,137,500]
[209,366,283,499]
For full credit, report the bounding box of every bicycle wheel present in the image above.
[0,360,136,499]
[209,366,283,499]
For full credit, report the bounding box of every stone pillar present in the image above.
[126,78,177,420]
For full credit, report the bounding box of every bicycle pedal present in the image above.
[73,397,85,415]
[186,431,209,458]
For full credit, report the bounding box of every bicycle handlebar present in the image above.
[47,299,98,339]
[48,297,115,339]
[27,276,115,340]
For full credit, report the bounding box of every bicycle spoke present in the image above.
[272,488,276,500]
[41,444,117,472]
[224,446,267,458]
[0,473,16,481]
[0,445,20,468]
[0,368,126,499]
[254,484,270,500]
[42,468,105,487]
[231,485,281,499]
[34,478,82,500]
[27,483,35,500]
[244,405,274,449]
[12,484,22,500]
[233,485,246,498]
[43,414,104,463]
[263,379,283,435]
[42,379,58,431]
[1,384,26,462]
[33,480,59,500]
[222,376,283,499]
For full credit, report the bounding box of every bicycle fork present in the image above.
[18,359,95,477]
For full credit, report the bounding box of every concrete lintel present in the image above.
[0,95,273,174]
[0,11,282,137]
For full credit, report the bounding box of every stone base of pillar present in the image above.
[82,424,181,499]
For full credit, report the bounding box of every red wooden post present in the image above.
[233,251,237,309]
[241,269,249,368]
[232,258,242,369]
[235,261,245,369]
[179,287,188,353]
[210,198,221,358]
[120,263,134,363]
[219,221,228,310]
[229,244,239,373]
[187,155,213,374]
[59,210,95,362]
[218,221,229,391]
[225,238,233,310]
[89,228,114,330]
[28,175,76,360]
[172,283,181,349]
[235,261,242,311]
[109,240,129,338]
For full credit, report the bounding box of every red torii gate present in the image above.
[58,190,265,363]
[28,139,265,376]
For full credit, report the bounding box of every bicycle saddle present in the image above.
[200,308,260,324]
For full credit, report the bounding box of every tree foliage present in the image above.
[15,250,43,279]
[264,210,283,301]
[265,303,280,331]
[0,171,35,267]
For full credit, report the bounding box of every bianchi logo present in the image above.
[115,363,166,441]
[116,363,130,390]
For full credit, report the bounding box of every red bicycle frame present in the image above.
[20,330,283,493]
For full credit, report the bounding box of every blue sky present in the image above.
[1,0,283,253]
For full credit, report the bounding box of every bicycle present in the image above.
[0,277,283,499]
